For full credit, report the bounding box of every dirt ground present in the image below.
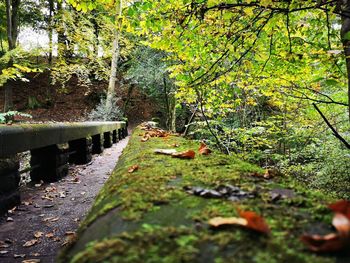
[0,135,130,263]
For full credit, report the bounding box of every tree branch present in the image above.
[313,103,350,149]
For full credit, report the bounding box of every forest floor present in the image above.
[0,135,130,263]
[0,72,158,125]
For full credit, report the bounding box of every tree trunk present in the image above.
[122,84,134,114]
[48,0,54,66]
[4,0,20,112]
[341,0,350,122]
[106,0,122,111]
[163,76,170,129]
[170,92,176,132]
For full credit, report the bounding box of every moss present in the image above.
[61,127,339,263]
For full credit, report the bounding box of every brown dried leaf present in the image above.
[208,210,270,235]
[198,142,211,155]
[238,210,271,234]
[332,213,350,237]
[300,233,346,253]
[22,259,41,263]
[128,165,139,173]
[45,233,54,238]
[141,133,150,142]
[33,232,43,238]
[23,239,38,247]
[328,200,350,219]
[171,150,195,159]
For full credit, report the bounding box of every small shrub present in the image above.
[88,97,124,121]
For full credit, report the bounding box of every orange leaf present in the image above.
[238,210,270,234]
[300,233,346,253]
[332,213,350,237]
[128,165,139,173]
[328,200,350,219]
[171,150,195,159]
[141,134,150,142]
[208,211,270,235]
[199,142,211,155]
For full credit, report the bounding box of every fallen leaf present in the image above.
[128,165,139,173]
[238,210,271,234]
[0,250,8,255]
[154,149,177,155]
[208,217,247,228]
[14,254,26,258]
[198,142,211,155]
[300,233,346,252]
[65,231,76,236]
[328,200,350,219]
[6,217,13,222]
[22,260,41,263]
[171,150,195,159]
[141,133,150,142]
[332,213,350,237]
[45,233,54,238]
[208,210,270,235]
[0,241,10,248]
[33,232,43,238]
[23,240,38,247]
[43,217,59,222]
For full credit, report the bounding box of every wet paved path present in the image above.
[0,136,130,263]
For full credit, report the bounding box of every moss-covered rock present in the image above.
[60,127,342,263]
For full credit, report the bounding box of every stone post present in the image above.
[0,156,21,215]
[112,130,118,144]
[92,134,104,154]
[69,137,92,164]
[104,132,113,148]
[30,143,69,182]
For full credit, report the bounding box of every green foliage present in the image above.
[0,47,42,87]
[88,96,124,121]
[0,111,32,124]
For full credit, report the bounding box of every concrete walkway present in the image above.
[0,136,130,263]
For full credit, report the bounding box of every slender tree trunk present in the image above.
[0,33,4,54]
[122,84,134,114]
[106,0,122,111]
[163,76,170,129]
[170,95,176,132]
[92,11,99,58]
[341,0,350,122]
[4,0,20,112]
[48,0,54,66]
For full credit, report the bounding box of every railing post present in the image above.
[112,130,118,144]
[69,137,93,164]
[30,143,69,182]
[92,134,104,154]
[0,156,21,215]
[104,132,113,148]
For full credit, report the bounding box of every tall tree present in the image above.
[4,0,20,111]
[106,0,123,112]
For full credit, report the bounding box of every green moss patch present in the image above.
[61,127,341,263]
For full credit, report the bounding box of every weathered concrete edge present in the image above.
[0,122,126,157]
